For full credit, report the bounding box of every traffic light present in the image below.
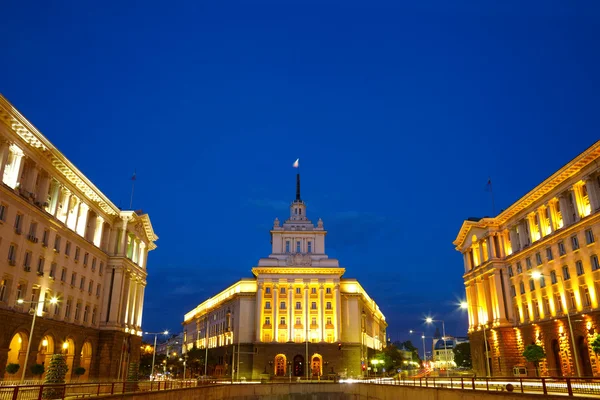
[362,364,366,371]
[338,343,342,351]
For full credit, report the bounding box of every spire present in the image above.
[296,173,301,202]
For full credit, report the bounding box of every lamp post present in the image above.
[532,271,581,377]
[144,330,169,380]
[409,330,427,366]
[17,296,58,383]
[460,302,491,377]
[425,317,449,377]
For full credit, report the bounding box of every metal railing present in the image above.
[364,376,600,397]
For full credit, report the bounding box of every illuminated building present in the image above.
[0,95,158,379]
[454,140,600,377]
[430,335,469,370]
[183,174,386,379]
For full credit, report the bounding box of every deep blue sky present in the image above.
[1,1,599,350]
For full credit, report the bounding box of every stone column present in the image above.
[334,283,341,341]
[478,242,485,265]
[493,271,508,323]
[273,284,279,342]
[10,151,25,189]
[586,177,600,212]
[304,283,309,342]
[66,196,79,230]
[93,215,104,247]
[37,170,50,205]
[27,165,39,195]
[558,193,571,226]
[509,227,519,253]
[76,203,89,237]
[57,189,71,223]
[122,273,132,325]
[0,140,10,182]
[119,217,129,256]
[108,268,125,324]
[48,179,60,214]
[139,243,147,269]
[487,236,495,259]
[518,220,529,249]
[136,285,145,327]
[129,281,138,326]
[255,283,263,342]
[463,252,471,272]
[319,283,325,342]
[288,284,293,342]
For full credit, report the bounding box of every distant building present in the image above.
[0,95,158,380]
[454,140,600,377]
[431,336,469,369]
[156,333,184,357]
[182,174,387,379]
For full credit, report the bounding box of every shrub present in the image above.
[31,364,45,376]
[5,363,20,375]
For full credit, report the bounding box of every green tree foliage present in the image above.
[73,367,86,378]
[30,364,45,377]
[187,345,205,377]
[523,344,546,376]
[42,355,68,399]
[453,343,472,368]
[5,363,20,375]
[591,335,600,355]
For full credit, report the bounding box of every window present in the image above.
[0,279,7,302]
[8,244,17,263]
[295,287,300,294]
[28,222,37,237]
[546,247,553,261]
[16,283,24,303]
[311,317,317,325]
[280,301,286,310]
[576,260,584,276]
[74,302,81,321]
[96,284,101,296]
[74,247,80,261]
[295,317,301,325]
[529,279,535,292]
[558,241,566,256]
[83,305,89,323]
[50,263,56,279]
[0,204,6,221]
[71,272,77,286]
[91,258,96,271]
[37,257,45,274]
[555,294,563,313]
[280,287,285,294]
[551,270,557,284]
[592,255,600,271]
[326,316,332,325]
[535,253,542,266]
[280,317,285,326]
[307,242,312,253]
[65,299,72,318]
[54,236,61,253]
[79,277,85,290]
[523,303,529,321]
[265,301,271,309]
[99,262,104,275]
[61,268,67,282]
[526,258,532,270]
[42,230,49,247]
[23,251,32,269]
[311,287,316,294]
[311,302,317,310]
[91,308,97,324]
[544,297,550,315]
[285,241,290,253]
[568,290,576,310]
[562,265,571,280]
[65,241,71,256]
[533,300,540,319]
[296,241,301,253]
[14,213,22,231]
[519,282,525,294]
[540,276,546,288]
[83,252,89,266]
[516,262,523,274]
[326,302,332,310]
[265,317,271,325]
[586,229,595,244]
[326,287,331,294]
[295,302,301,309]
[88,280,93,294]
[508,266,514,277]
[510,285,516,297]
[571,235,580,251]
[584,287,592,307]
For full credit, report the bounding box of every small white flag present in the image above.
[293,158,299,168]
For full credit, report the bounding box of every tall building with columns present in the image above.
[454,140,600,377]
[0,95,158,380]
[183,174,386,379]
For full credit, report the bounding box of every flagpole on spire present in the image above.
[129,170,136,209]
[486,177,496,216]
[293,159,300,201]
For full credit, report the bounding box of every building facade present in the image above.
[454,140,600,377]
[0,95,158,380]
[183,175,386,379]
[430,336,469,370]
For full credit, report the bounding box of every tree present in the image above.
[523,344,546,377]
[125,362,139,392]
[31,364,45,378]
[453,343,472,368]
[591,335,600,355]
[73,367,86,380]
[42,354,68,399]
[5,363,20,375]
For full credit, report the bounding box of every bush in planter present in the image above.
[5,363,20,375]
[125,363,139,392]
[31,364,45,377]
[73,367,86,380]
[523,344,546,377]
[42,355,68,399]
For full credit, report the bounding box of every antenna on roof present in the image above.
[129,170,136,209]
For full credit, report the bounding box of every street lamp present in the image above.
[460,301,491,377]
[425,317,449,377]
[17,297,58,383]
[531,271,581,377]
[409,330,427,366]
[144,330,169,380]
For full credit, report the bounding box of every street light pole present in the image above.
[425,318,449,377]
[409,330,427,366]
[532,272,581,377]
[460,302,491,377]
[18,297,58,383]
[144,330,169,380]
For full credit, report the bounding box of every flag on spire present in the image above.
[485,177,492,192]
[293,158,299,168]
[131,170,137,181]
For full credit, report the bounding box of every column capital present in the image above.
[257,282,264,290]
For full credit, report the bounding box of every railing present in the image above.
[363,376,600,397]
[0,379,213,400]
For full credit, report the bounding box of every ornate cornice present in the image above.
[251,267,346,277]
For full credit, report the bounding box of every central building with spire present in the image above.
[182,173,387,379]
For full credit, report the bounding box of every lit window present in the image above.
[326,317,332,325]
[295,302,301,310]
[280,317,285,325]
[555,294,563,313]
[265,287,271,294]
[265,302,271,309]
[586,229,595,244]
[311,317,317,325]
[296,287,300,294]
[516,262,522,274]
[281,287,285,294]
[326,287,331,294]
[265,317,271,325]
[311,287,316,294]
[280,301,286,310]
[571,235,580,251]
[295,317,301,325]
[576,260,584,276]
[562,265,571,280]
[584,287,592,307]
[546,247,553,261]
[311,302,316,310]
[307,242,312,253]
[326,302,332,310]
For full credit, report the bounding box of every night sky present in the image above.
[1,1,599,348]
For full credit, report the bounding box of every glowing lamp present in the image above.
[42,339,48,347]
[49,297,58,305]
[531,271,542,280]
[17,299,24,304]
[62,342,68,350]
[460,302,468,309]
